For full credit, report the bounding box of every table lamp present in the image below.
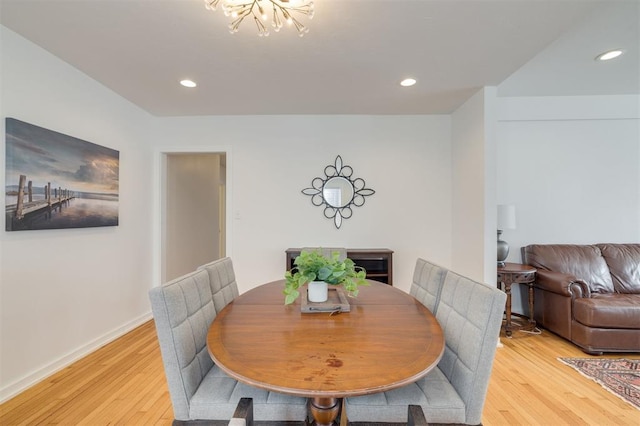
[497,204,516,267]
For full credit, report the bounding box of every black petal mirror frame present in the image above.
[302,155,375,229]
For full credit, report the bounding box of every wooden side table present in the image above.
[497,263,537,337]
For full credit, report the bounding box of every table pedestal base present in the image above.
[309,397,340,426]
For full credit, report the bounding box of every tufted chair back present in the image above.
[149,257,239,420]
[409,258,448,314]
[434,271,506,425]
[198,257,240,311]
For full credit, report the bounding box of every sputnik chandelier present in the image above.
[204,0,315,37]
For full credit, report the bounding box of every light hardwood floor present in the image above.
[1,320,638,425]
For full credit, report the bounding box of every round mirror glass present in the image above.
[322,177,354,208]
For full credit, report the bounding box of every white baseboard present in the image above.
[0,311,153,403]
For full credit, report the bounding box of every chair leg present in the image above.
[229,397,254,426]
[339,398,348,426]
[408,404,428,426]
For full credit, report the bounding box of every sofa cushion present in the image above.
[596,244,640,294]
[573,294,640,329]
[524,244,614,293]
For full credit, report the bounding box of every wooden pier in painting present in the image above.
[5,174,75,220]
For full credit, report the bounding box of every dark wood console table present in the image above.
[286,248,393,286]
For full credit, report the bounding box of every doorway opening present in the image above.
[161,152,227,283]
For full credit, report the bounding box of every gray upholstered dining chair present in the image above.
[410,258,448,314]
[149,257,308,423]
[345,265,506,425]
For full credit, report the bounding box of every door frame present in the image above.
[152,146,232,287]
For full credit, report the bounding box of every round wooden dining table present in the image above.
[207,280,444,425]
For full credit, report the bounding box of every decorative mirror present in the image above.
[302,155,375,228]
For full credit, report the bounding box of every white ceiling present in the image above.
[1,0,638,116]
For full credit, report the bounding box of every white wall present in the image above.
[451,88,498,285]
[151,115,453,295]
[496,95,640,313]
[0,27,155,400]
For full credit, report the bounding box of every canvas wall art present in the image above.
[5,118,119,231]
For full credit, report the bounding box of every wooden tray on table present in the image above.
[301,286,351,313]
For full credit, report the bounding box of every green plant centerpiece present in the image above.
[283,249,368,305]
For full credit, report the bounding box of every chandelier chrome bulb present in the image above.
[204,0,314,37]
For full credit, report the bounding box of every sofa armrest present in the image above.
[568,279,591,299]
[535,270,590,298]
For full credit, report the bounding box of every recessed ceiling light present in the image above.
[400,78,417,87]
[595,49,623,61]
[180,79,197,88]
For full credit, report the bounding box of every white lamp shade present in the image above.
[498,204,516,230]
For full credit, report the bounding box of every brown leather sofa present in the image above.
[522,243,640,354]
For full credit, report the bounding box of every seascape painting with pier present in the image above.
[5,118,119,231]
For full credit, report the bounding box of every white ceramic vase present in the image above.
[308,281,328,303]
